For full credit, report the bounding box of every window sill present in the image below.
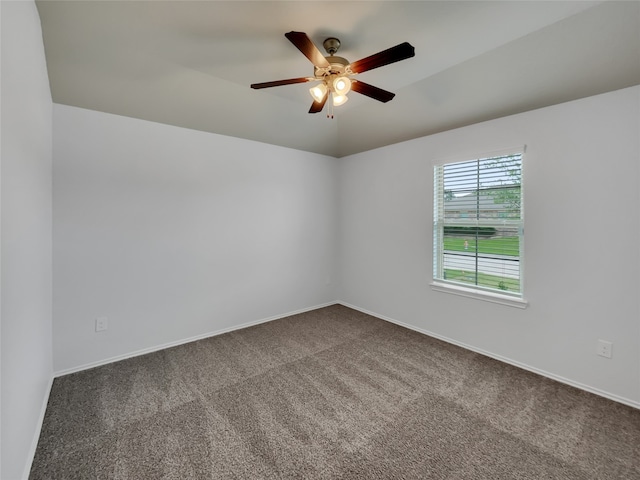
[430,281,528,309]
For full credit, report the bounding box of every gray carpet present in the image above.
[30,305,640,479]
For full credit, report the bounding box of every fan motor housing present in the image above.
[314,56,350,78]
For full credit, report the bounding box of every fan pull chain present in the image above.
[327,92,335,119]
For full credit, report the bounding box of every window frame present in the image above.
[430,147,528,308]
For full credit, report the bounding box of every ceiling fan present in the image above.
[250,32,415,116]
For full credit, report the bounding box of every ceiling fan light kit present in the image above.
[310,83,328,103]
[333,76,351,96]
[250,31,415,117]
[332,94,348,107]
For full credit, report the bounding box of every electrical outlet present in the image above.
[596,339,612,359]
[95,317,108,332]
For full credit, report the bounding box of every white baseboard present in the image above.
[54,302,338,378]
[338,301,640,411]
[52,299,640,407]
[23,374,54,479]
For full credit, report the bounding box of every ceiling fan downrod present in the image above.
[322,37,341,55]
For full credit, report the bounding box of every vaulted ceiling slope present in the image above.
[36,1,640,158]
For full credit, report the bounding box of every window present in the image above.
[433,149,525,305]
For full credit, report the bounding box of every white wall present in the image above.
[338,86,640,406]
[1,1,54,478]
[53,87,640,406]
[53,105,338,372]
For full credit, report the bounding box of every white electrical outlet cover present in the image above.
[95,317,109,332]
[596,339,612,359]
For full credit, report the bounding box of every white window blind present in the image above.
[433,151,523,297]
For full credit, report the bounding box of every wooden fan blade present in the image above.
[351,80,396,103]
[285,31,330,68]
[309,91,328,113]
[348,42,415,74]
[251,77,311,89]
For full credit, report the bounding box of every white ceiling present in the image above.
[36,1,640,157]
